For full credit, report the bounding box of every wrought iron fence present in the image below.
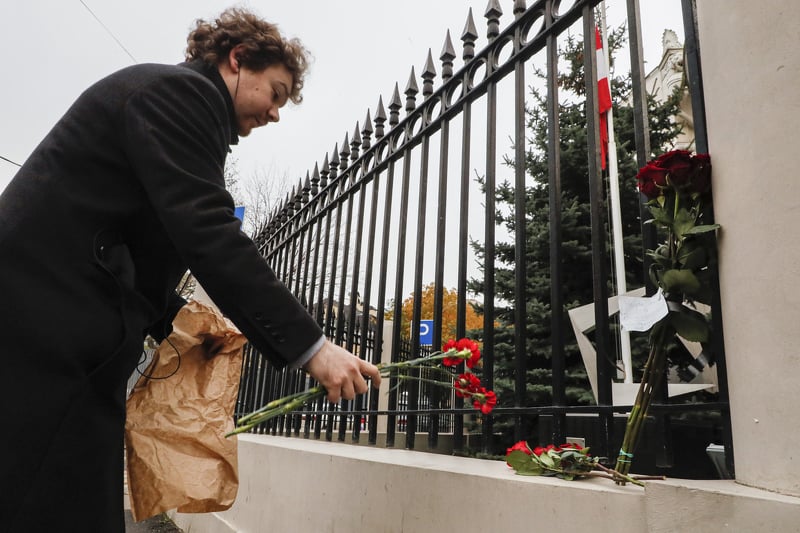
[235,0,733,477]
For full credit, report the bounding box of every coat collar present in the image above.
[181,60,239,146]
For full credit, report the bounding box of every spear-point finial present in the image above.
[389,83,402,127]
[513,0,526,19]
[302,173,311,203]
[320,154,330,189]
[284,189,294,219]
[294,179,303,210]
[440,30,456,81]
[461,8,478,61]
[404,66,419,113]
[422,49,436,98]
[375,96,387,139]
[330,143,340,180]
[362,109,373,150]
[485,0,502,41]
[351,122,361,163]
[339,133,350,171]
[311,163,320,195]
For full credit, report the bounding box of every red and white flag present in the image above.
[595,26,612,169]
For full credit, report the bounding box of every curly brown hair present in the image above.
[186,8,309,104]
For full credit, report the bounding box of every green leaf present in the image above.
[648,205,671,226]
[661,269,701,295]
[672,207,696,239]
[676,242,707,270]
[685,224,720,235]
[669,306,710,342]
[539,452,556,468]
[560,450,580,462]
[506,450,542,475]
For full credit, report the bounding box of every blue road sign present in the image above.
[419,319,434,346]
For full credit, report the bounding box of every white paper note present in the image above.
[618,289,669,332]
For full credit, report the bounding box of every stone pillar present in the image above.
[696,0,800,496]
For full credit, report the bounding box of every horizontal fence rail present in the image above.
[236,0,733,476]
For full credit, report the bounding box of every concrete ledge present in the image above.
[169,435,800,533]
[171,434,644,532]
[644,479,800,533]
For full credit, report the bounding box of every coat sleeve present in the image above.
[120,71,323,368]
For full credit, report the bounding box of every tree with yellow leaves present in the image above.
[386,283,484,342]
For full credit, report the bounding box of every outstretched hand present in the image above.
[303,340,382,404]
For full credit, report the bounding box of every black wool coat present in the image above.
[0,60,323,531]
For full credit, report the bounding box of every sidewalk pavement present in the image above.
[124,469,183,532]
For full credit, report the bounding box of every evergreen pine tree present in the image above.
[468,25,683,447]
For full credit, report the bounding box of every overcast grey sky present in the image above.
[0,0,683,194]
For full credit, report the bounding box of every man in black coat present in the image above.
[0,8,380,531]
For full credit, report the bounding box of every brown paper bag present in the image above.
[125,300,246,521]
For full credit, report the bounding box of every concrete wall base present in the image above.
[168,435,800,533]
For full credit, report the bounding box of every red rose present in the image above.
[507,441,532,456]
[654,150,693,186]
[636,162,668,199]
[689,153,712,195]
[532,446,545,456]
[505,441,532,467]
[654,149,692,168]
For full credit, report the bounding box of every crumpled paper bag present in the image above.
[125,299,246,521]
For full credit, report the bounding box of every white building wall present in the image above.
[696,0,800,496]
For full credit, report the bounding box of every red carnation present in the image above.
[472,388,496,414]
[441,338,481,368]
[454,373,481,398]
[456,338,481,368]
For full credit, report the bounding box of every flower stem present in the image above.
[615,320,671,478]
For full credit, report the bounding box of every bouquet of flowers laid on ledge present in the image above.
[615,149,719,479]
[227,338,495,436]
[505,441,663,487]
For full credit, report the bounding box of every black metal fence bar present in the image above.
[680,0,734,476]
[545,1,566,448]
[429,44,455,449]
[512,0,530,446]
[390,136,414,447]
[582,5,615,459]
[408,104,431,450]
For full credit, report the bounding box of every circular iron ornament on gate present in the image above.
[445,79,463,108]
[491,35,515,69]
[520,11,545,47]
[466,58,487,91]
[552,0,578,18]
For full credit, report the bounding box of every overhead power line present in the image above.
[78,0,137,64]
[0,154,22,167]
